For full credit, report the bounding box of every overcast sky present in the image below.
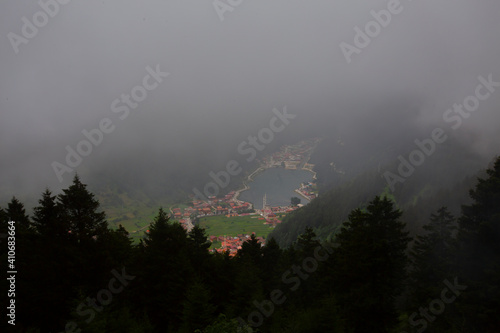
[1,0,500,201]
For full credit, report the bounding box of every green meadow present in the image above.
[198,214,275,238]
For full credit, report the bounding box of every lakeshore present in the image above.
[163,138,321,254]
[234,137,320,202]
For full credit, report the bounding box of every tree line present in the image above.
[1,156,499,332]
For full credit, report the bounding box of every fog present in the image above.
[1,0,500,203]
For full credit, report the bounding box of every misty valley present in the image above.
[3,133,500,332]
[2,1,500,332]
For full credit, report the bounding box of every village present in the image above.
[257,137,321,172]
[169,192,297,256]
[169,138,321,256]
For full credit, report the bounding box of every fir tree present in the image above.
[57,174,108,243]
[32,188,67,238]
[408,207,458,332]
[457,156,500,331]
[236,234,262,265]
[5,196,31,234]
[332,196,411,333]
[136,207,192,331]
[180,280,216,333]
[294,226,321,259]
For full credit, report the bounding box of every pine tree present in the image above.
[292,227,323,304]
[332,196,411,333]
[188,225,211,252]
[180,280,216,333]
[187,225,211,274]
[232,235,264,319]
[135,207,192,331]
[57,174,108,243]
[410,207,456,302]
[456,156,500,331]
[205,251,235,318]
[32,188,68,238]
[408,207,457,332]
[294,226,321,259]
[5,196,31,234]
[26,189,74,330]
[94,224,134,277]
[260,237,282,292]
[55,176,113,313]
[236,234,262,265]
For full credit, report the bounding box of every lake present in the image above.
[239,168,312,207]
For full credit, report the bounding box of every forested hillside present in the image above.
[270,139,491,248]
[1,157,499,332]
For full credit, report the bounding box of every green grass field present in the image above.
[97,189,194,242]
[198,214,275,238]
[97,186,280,242]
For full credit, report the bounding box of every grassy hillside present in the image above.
[95,185,186,241]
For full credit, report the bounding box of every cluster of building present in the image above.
[190,191,253,216]
[169,190,255,231]
[257,202,300,227]
[169,192,291,256]
[260,137,321,170]
[171,206,197,229]
[296,181,318,201]
[209,233,266,256]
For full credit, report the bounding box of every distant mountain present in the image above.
[269,137,493,248]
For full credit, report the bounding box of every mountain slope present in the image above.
[270,140,493,248]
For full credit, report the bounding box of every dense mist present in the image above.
[3,2,500,332]
[1,0,500,203]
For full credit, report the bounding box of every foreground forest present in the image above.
[1,157,499,332]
